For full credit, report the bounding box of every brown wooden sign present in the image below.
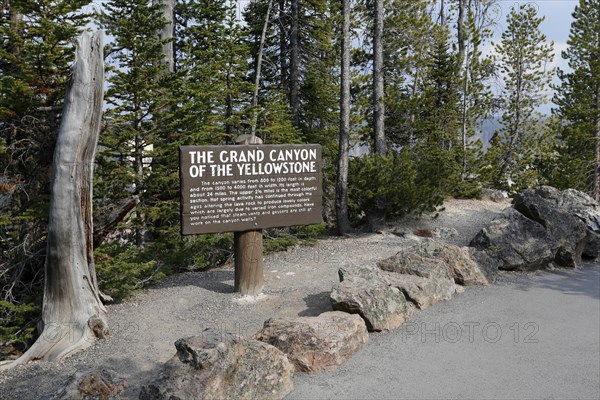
[180,144,323,235]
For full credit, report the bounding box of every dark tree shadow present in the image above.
[156,269,235,294]
[512,263,600,300]
[298,291,332,317]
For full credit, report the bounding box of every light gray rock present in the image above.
[330,265,413,332]
[381,271,455,310]
[139,330,294,400]
[431,227,459,240]
[253,311,368,375]
[379,240,489,286]
[481,188,509,202]
[377,242,458,309]
[436,244,490,286]
[470,207,557,271]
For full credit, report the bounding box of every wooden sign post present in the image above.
[179,142,323,296]
[234,134,264,295]
[234,230,263,295]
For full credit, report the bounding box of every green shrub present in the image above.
[263,223,328,253]
[348,150,443,224]
[95,242,163,301]
[0,300,39,348]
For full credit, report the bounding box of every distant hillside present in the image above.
[476,118,502,150]
[348,118,503,157]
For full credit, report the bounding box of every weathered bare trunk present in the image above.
[336,0,352,235]
[251,0,274,141]
[290,0,300,127]
[153,0,175,73]
[1,31,107,370]
[373,0,386,156]
[595,83,600,201]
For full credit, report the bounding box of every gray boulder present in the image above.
[254,311,368,374]
[377,241,460,309]
[467,247,501,283]
[139,330,294,400]
[513,187,587,267]
[481,188,509,202]
[330,265,413,332]
[584,231,600,260]
[523,186,600,261]
[470,207,557,271]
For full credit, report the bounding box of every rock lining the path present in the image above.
[253,311,368,374]
[139,330,294,400]
[330,265,413,332]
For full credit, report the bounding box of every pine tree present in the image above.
[244,0,338,144]
[381,0,435,148]
[97,0,175,246]
[483,4,554,190]
[413,26,462,196]
[455,2,496,196]
[244,0,339,224]
[551,0,600,200]
[177,0,254,145]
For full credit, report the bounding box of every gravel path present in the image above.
[0,198,518,399]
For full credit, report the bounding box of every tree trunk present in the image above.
[595,83,600,201]
[457,0,466,65]
[373,0,386,156]
[9,6,22,56]
[290,0,300,127]
[439,0,446,26]
[251,0,274,141]
[279,0,289,87]
[153,0,175,73]
[1,31,107,370]
[336,0,352,235]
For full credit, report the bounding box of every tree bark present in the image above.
[290,0,300,127]
[153,0,175,73]
[251,0,274,141]
[595,83,600,202]
[373,0,386,156]
[457,0,466,65]
[9,6,22,56]
[1,31,107,370]
[279,0,289,87]
[336,0,352,235]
